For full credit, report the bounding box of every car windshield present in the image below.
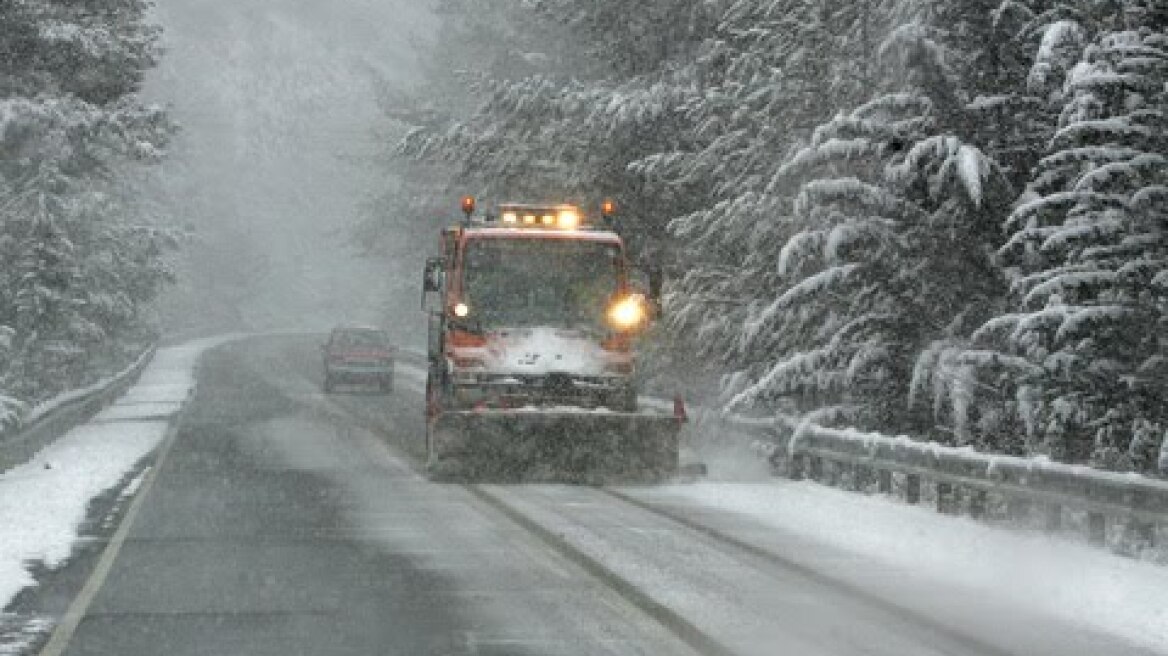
[333,330,387,349]
[462,237,621,331]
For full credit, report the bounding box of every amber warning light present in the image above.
[601,199,618,217]
[497,205,584,230]
[461,196,476,216]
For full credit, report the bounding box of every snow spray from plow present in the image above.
[426,409,682,483]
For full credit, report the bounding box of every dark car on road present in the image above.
[322,325,395,393]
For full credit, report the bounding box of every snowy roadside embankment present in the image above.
[0,347,158,475]
[640,481,1168,654]
[22,348,158,429]
[0,337,232,612]
[2,347,158,440]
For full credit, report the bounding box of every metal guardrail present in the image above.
[708,414,1167,553]
[0,346,157,473]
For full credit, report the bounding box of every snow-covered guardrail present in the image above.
[0,346,156,473]
[713,414,1167,553]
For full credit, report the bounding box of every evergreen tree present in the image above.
[661,0,895,386]
[972,19,1168,471]
[0,0,174,419]
[391,0,715,262]
[383,0,1168,474]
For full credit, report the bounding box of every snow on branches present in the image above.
[396,0,1168,473]
[965,22,1168,472]
[0,0,174,418]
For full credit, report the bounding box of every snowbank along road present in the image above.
[5,335,1165,656]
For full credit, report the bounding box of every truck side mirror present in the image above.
[631,265,665,319]
[648,267,664,304]
[421,257,444,312]
[423,258,443,292]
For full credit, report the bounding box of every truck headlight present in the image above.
[607,295,646,330]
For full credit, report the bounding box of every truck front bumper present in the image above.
[448,372,634,409]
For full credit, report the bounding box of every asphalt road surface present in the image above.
[41,336,1158,656]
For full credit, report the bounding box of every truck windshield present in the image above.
[463,237,621,330]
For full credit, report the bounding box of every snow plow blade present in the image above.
[426,410,681,483]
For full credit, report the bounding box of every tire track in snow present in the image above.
[464,485,738,656]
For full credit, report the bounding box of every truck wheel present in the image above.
[380,375,394,394]
[424,423,447,480]
[324,373,335,393]
[426,459,459,483]
[610,387,638,412]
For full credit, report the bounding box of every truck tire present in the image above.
[380,374,394,394]
[425,421,434,463]
[609,387,638,412]
[323,372,336,393]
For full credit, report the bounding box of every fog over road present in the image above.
[143,0,436,339]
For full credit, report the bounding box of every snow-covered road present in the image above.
[0,339,238,611]
[4,334,1164,656]
[626,482,1168,654]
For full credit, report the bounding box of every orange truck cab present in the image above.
[421,200,656,414]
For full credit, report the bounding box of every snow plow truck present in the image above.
[420,197,682,482]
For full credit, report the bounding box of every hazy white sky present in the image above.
[143,0,437,340]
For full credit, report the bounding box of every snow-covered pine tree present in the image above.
[389,0,579,207]
[659,0,897,392]
[527,0,712,79]
[356,0,529,254]
[724,9,1013,439]
[24,0,160,103]
[0,0,173,416]
[393,0,716,266]
[945,0,1052,187]
[1160,429,1168,475]
[973,17,1168,472]
[0,322,21,432]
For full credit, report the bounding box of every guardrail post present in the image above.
[1087,512,1106,547]
[1126,519,1155,551]
[832,461,846,488]
[878,469,892,495]
[1045,504,1062,531]
[969,490,988,519]
[809,456,824,483]
[906,474,921,505]
[853,465,873,492]
[788,453,806,481]
[842,463,854,488]
[826,460,842,487]
[1007,498,1031,522]
[1125,492,1155,550]
[937,482,956,514]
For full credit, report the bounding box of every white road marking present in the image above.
[37,418,184,656]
